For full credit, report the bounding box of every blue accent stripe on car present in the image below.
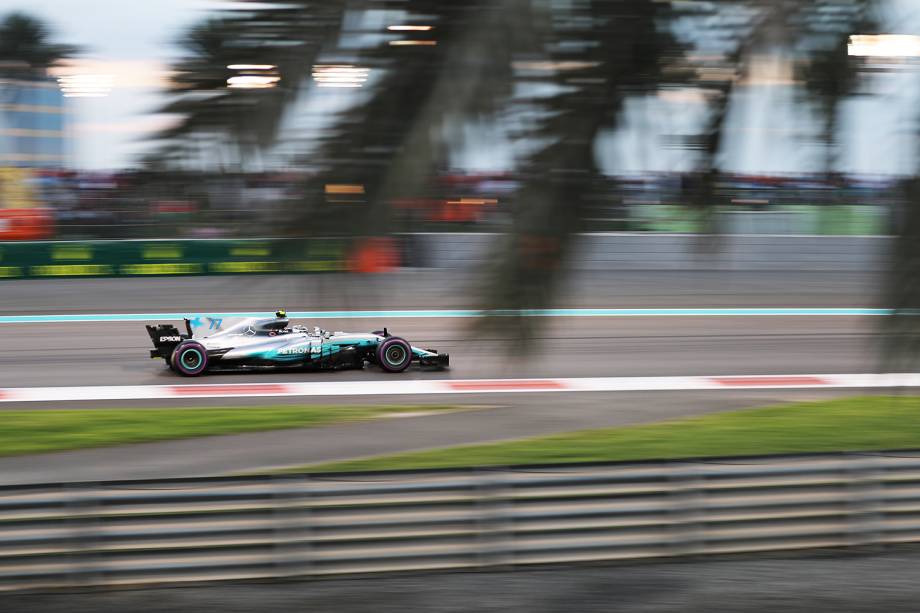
[0,307,893,324]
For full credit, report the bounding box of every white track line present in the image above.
[2,374,920,403]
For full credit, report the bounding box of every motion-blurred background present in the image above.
[0,0,916,315]
[7,1,920,610]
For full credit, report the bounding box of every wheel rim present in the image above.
[385,345,406,366]
[181,349,202,370]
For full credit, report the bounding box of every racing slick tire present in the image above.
[170,341,209,377]
[376,337,413,373]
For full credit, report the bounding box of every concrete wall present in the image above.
[410,233,891,272]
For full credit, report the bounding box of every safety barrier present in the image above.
[2,451,920,591]
[413,233,891,271]
[0,233,893,278]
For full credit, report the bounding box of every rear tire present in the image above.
[170,341,209,376]
[376,337,412,373]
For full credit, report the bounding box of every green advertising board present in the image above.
[0,238,347,280]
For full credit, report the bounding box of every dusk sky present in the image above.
[0,0,206,170]
[0,0,916,175]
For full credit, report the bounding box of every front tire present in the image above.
[376,337,412,373]
[170,341,209,376]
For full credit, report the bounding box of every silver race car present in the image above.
[146,309,449,376]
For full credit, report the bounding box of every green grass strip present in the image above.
[0,405,456,457]
[309,396,920,472]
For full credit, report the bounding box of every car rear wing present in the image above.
[145,319,193,361]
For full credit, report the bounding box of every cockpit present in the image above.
[204,316,326,339]
[208,317,292,338]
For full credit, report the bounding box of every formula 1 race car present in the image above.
[146,309,449,376]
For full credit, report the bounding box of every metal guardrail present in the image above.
[3,452,920,591]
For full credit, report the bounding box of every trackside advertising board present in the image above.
[0,238,347,279]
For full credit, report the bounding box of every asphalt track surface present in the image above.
[6,550,920,612]
[0,269,884,390]
[0,316,880,388]
[0,269,893,482]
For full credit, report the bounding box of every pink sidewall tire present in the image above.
[376,337,412,373]
[170,341,209,377]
